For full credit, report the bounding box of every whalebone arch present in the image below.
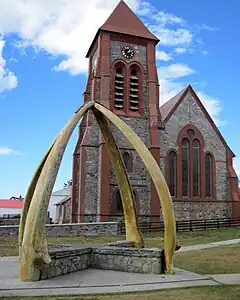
[19,100,176,281]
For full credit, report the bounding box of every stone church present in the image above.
[63,0,240,223]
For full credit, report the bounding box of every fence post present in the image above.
[217,218,219,229]
[190,220,193,231]
[176,221,179,232]
[204,219,206,230]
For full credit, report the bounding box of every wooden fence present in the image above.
[118,217,240,234]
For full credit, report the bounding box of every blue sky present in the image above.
[0,0,239,198]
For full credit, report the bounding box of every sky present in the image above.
[0,0,239,198]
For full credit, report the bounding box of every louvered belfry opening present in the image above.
[114,67,124,109]
[129,69,139,111]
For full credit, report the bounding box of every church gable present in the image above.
[159,85,228,201]
[161,86,228,160]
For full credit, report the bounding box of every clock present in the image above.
[121,46,134,59]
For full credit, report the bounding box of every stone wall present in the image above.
[0,222,119,237]
[39,243,164,281]
[0,218,20,226]
[92,247,163,274]
[160,90,228,200]
[173,201,232,221]
[108,40,152,216]
[41,246,92,280]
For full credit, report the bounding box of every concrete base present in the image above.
[0,257,218,297]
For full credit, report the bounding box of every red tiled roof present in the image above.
[100,1,159,41]
[86,0,159,57]
[0,200,23,209]
[160,86,188,121]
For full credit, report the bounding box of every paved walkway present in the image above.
[178,238,240,252]
[208,274,240,285]
[0,238,239,297]
[0,257,218,297]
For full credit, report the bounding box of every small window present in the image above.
[192,139,200,196]
[205,153,213,197]
[114,67,124,109]
[168,151,177,197]
[122,152,133,173]
[129,69,139,111]
[182,138,189,197]
[116,189,123,213]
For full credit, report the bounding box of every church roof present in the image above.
[160,87,188,121]
[160,85,235,157]
[100,1,159,41]
[86,0,159,57]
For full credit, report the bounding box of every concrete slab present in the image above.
[208,274,240,285]
[0,257,218,297]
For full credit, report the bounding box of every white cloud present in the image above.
[158,64,225,127]
[159,63,195,80]
[156,50,172,61]
[175,47,188,54]
[0,147,24,155]
[0,0,139,75]
[155,11,184,25]
[0,0,224,126]
[0,38,18,94]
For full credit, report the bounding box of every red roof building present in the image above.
[0,199,23,209]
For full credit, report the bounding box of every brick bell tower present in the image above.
[71,0,161,223]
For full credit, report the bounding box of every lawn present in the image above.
[174,244,240,274]
[0,227,239,257]
[5,286,240,300]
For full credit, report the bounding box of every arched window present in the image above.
[122,152,133,173]
[167,151,177,196]
[182,138,189,197]
[114,66,125,110]
[116,189,123,213]
[192,139,200,196]
[129,69,139,111]
[205,153,213,197]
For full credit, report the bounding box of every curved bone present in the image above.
[19,101,95,281]
[94,102,176,274]
[19,138,57,257]
[92,108,143,248]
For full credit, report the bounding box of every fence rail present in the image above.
[71,214,240,233]
[119,217,240,233]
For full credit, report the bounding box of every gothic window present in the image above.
[122,152,133,173]
[129,69,139,111]
[168,151,177,196]
[192,139,200,196]
[182,138,189,197]
[205,153,213,197]
[116,189,123,213]
[114,67,125,109]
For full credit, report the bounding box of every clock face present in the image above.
[121,46,134,59]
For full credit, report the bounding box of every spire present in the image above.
[100,1,159,41]
[86,0,159,57]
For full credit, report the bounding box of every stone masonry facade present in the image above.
[70,1,240,224]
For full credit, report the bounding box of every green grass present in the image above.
[175,244,240,275]
[0,227,239,257]
[3,285,240,300]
